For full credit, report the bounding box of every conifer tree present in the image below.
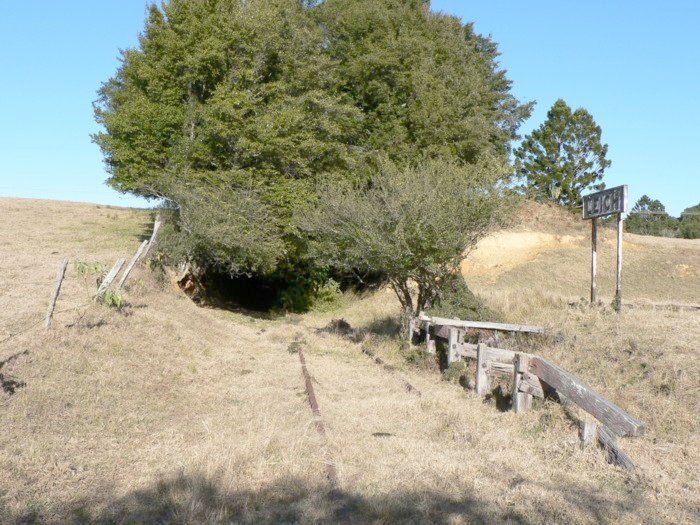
[515,99,610,208]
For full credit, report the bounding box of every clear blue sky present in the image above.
[1,1,698,215]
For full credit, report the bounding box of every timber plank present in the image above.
[418,313,543,334]
[142,215,162,259]
[531,356,645,437]
[598,425,635,470]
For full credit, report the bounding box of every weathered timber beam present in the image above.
[488,361,514,376]
[597,425,636,470]
[530,356,645,437]
[418,313,544,334]
[520,372,544,398]
[454,340,519,363]
[142,214,162,259]
[433,326,520,362]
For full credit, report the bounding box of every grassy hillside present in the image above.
[0,197,698,524]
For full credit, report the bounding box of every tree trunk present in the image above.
[390,280,416,341]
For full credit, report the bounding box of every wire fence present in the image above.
[0,302,93,346]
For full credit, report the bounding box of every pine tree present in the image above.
[515,99,610,208]
[625,195,679,237]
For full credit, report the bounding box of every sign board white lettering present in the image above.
[582,185,628,219]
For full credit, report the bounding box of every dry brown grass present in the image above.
[0,197,698,524]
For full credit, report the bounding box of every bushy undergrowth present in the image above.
[278,275,344,313]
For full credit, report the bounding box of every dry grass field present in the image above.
[0,197,698,524]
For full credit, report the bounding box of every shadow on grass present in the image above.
[135,210,160,243]
[0,350,27,395]
[363,316,402,337]
[12,471,648,525]
[483,384,512,413]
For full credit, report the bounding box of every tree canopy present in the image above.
[514,99,610,208]
[680,203,700,239]
[301,157,507,317]
[94,0,530,305]
[625,195,679,238]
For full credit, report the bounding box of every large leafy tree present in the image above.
[94,0,530,286]
[316,0,532,166]
[94,0,361,276]
[515,99,610,208]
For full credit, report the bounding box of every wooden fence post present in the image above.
[614,212,623,312]
[117,240,148,289]
[45,257,69,330]
[142,214,162,259]
[447,327,459,365]
[425,323,435,354]
[591,217,598,303]
[579,420,597,450]
[512,353,532,413]
[95,258,126,299]
[475,343,489,395]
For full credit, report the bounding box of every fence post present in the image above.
[117,240,148,289]
[579,420,597,450]
[142,214,162,259]
[512,353,532,413]
[95,258,126,299]
[447,327,460,365]
[475,343,489,395]
[425,323,435,354]
[45,257,69,330]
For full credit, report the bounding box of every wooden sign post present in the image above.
[582,185,628,312]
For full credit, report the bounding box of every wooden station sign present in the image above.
[581,184,628,312]
[582,185,628,219]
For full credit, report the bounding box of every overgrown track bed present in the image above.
[296,345,339,487]
[1,198,698,523]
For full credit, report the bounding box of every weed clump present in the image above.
[442,361,471,388]
[99,287,125,310]
[74,260,106,278]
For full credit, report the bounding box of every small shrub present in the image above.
[278,274,344,313]
[404,345,439,371]
[311,279,343,312]
[303,157,508,319]
[100,287,125,310]
[74,259,105,278]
